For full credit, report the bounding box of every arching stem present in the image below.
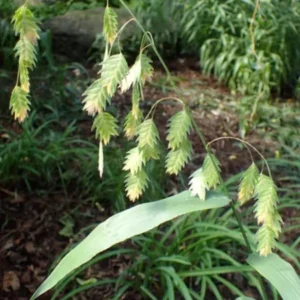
[119,0,253,254]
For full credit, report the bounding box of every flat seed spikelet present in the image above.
[10,4,40,122]
[137,119,160,160]
[82,53,128,115]
[202,154,221,189]
[103,6,118,45]
[137,119,160,150]
[124,109,143,140]
[15,37,37,70]
[166,139,192,175]
[131,84,141,118]
[254,174,279,224]
[123,147,145,175]
[98,141,104,178]
[189,168,207,201]
[238,163,259,204]
[121,57,142,93]
[9,86,30,122]
[92,112,118,145]
[167,110,192,150]
[254,174,282,256]
[125,169,149,202]
[12,5,40,43]
[140,54,154,84]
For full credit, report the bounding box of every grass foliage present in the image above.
[130,0,300,98]
[50,190,300,300]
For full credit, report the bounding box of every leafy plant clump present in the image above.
[7,2,300,300]
[131,0,300,100]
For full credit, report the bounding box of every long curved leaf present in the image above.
[31,191,229,299]
[247,253,300,300]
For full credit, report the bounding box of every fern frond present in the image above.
[137,119,160,150]
[140,54,153,84]
[189,168,207,201]
[121,57,142,93]
[166,139,192,175]
[202,153,221,189]
[12,5,39,42]
[123,147,145,174]
[238,163,259,204]
[254,174,282,256]
[9,86,30,122]
[92,112,118,145]
[124,109,143,140]
[125,169,149,202]
[166,109,192,150]
[103,6,118,45]
[82,53,128,115]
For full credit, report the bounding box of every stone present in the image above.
[14,0,44,6]
[42,8,132,59]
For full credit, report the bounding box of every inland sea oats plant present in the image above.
[7,2,300,299]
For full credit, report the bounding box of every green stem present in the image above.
[119,0,253,255]
[191,114,253,253]
[229,201,253,253]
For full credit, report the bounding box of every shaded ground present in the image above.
[0,60,294,299]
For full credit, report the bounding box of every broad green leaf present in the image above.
[236,297,256,300]
[31,191,229,299]
[247,253,300,300]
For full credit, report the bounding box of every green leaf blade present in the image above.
[247,253,300,300]
[31,191,229,299]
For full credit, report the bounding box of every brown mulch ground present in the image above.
[0,60,280,300]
